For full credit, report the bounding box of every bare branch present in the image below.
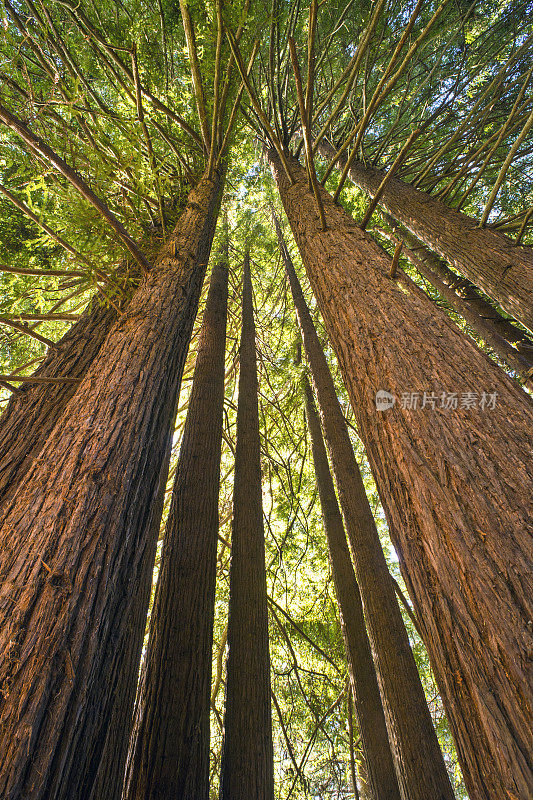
[480,105,533,226]
[179,0,211,152]
[224,24,294,184]
[357,129,421,221]
[0,317,56,347]
[288,37,326,230]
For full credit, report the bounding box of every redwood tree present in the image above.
[275,212,453,800]
[270,149,533,800]
[0,168,224,800]
[124,258,229,800]
[318,140,533,333]
[302,372,401,800]
[0,295,122,510]
[375,220,533,387]
[220,252,274,800]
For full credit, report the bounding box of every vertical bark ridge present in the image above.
[0,299,120,510]
[318,139,533,333]
[382,221,533,368]
[89,440,173,800]
[220,251,274,800]
[0,167,225,800]
[124,258,229,800]
[375,219,533,387]
[270,149,533,800]
[302,372,401,800]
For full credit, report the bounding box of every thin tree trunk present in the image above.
[220,251,274,800]
[0,167,224,800]
[124,258,229,800]
[347,690,361,800]
[270,149,533,800]
[377,221,533,386]
[318,139,533,332]
[302,372,400,800]
[274,211,451,800]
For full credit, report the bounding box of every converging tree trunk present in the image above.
[124,258,229,800]
[274,213,452,800]
[375,221,533,388]
[302,373,401,800]
[220,252,274,800]
[89,446,172,800]
[318,140,533,332]
[270,150,533,800]
[0,167,224,800]
[0,298,119,509]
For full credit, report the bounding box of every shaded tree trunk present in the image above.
[274,211,451,800]
[0,299,120,510]
[220,251,274,800]
[124,258,229,800]
[270,149,533,800]
[347,690,361,800]
[0,167,224,800]
[302,372,400,800]
[89,442,173,800]
[385,221,533,359]
[318,139,533,332]
[377,221,533,387]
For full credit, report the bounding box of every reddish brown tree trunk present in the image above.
[375,222,533,387]
[0,168,224,800]
[275,212,451,800]
[220,252,274,800]
[270,150,533,800]
[318,140,533,332]
[0,300,119,509]
[124,258,229,800]
[88,443,173,800]
[302,373,401,800]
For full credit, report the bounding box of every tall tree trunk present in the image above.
[375,222,533,387]
[318,140,533,332]
[302,372,401,800]
[0,167,224,800]
[0,299,119,509]
[124,258,229,800]
[270,150,533,800]
[274,212,451,800]
[89,442,172,800]
[219,252,274,800]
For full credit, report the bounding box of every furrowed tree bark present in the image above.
[124,258,229,800]
[89,441,173,800]
[274,212,452,800]
[318,139,533,332]
[0,297,123,510]
[270,149,533,800]
[220,252,274,800]
[302,372,401,800]
[0,167,224,800]
[377,221,533,387]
